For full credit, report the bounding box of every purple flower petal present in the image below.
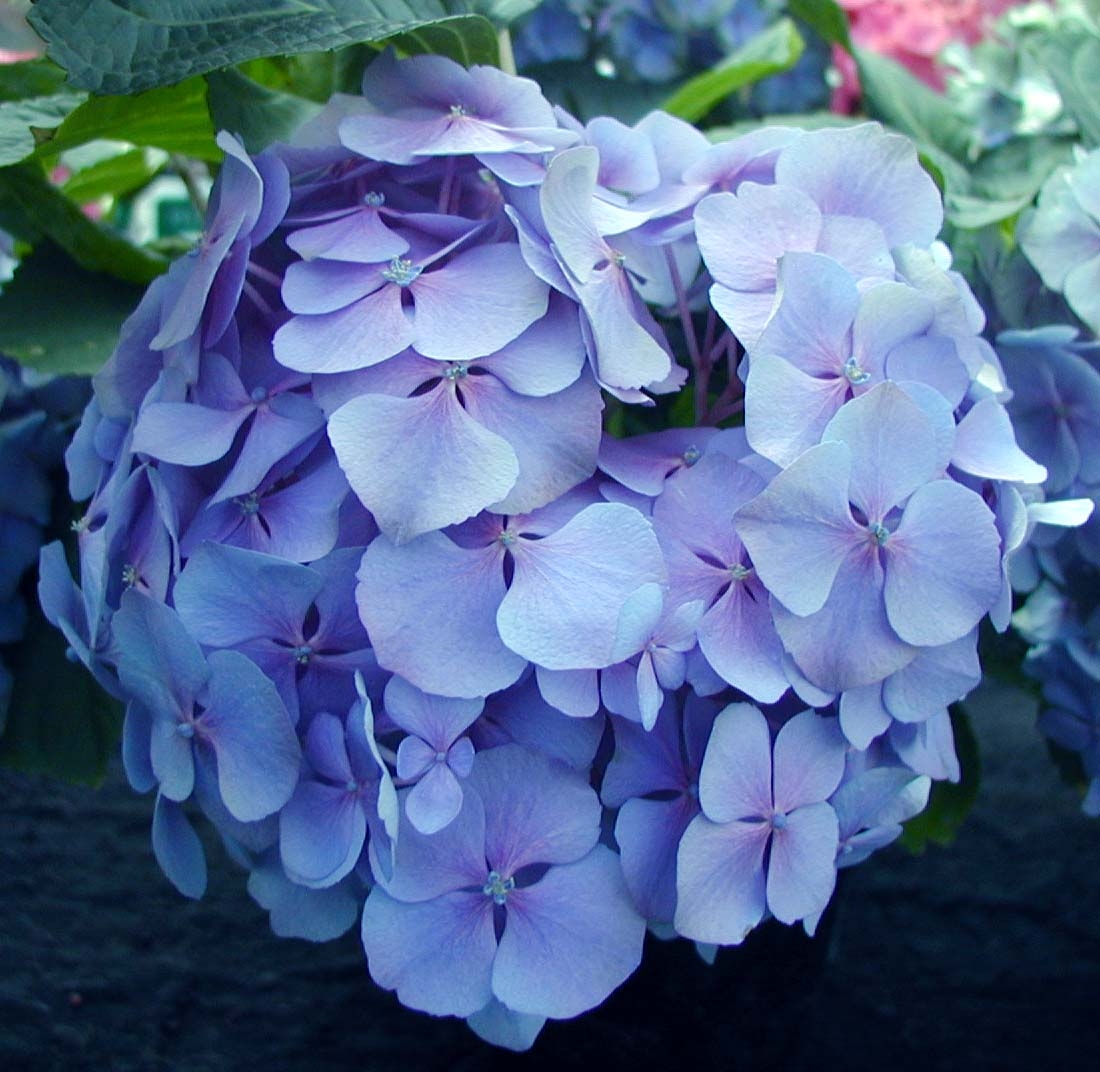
[615,795,697,923]
[476,675,603,771]
[174,543,322,648]
[884,481,1001,647]
[882,631,980,723]
[674,814,768,945]
[771,710,847,813]
[361,888,496,1017]
[304,711,354,784]
[462,372,603,519]
[470,744,600,876]
[199,649,301,822]
[821,382,940,521]
[396,734,437,781]
[774,552,917,693]
[475,293,586,397]
[765,801,839,924]
[149,714,195,802]
[329,385,519,544]
[247,860,359,942]
[696,184,821,294]
[273,285,412,374]
[493,845,644,1019]
[838,686,892,748]
[279,781,366,888]
[499,503,665,669]
[698,702,773,823]
[152,793,207,899]
[745,353,853,469]
[952,398,1047,484]
[357,534,526,698]
[406,761,465,835]
[775,123,942,247]
[113,588,208,717]
[697,579,790,704]
[466,998,545,1052]
[384,675,482,748]
[122,702,157,793]
[535,666,600,718]
[734,440,860,617]
[375,786,488,903]
[287,204,409,263]
[410,244,549,361]
[132,402,250,466]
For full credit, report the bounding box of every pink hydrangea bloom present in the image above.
[834,0,1021,111]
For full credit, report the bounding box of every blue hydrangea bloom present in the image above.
[38,50,1067,1048]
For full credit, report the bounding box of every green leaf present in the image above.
[453,0,539,23]
[968,135,1074,204]
[61,147,164,204]
[0,597,122,788]
[945,191,1033,230]
[1035,27,1100,147]
[787,0,851,52]
[0,88,87,167]
[663,18,805,124]
[206,69,322,153]
[0,58,69,102]
[36,77,220,162]
[899,705,981,853]
[384,13,500,67]
[855,47,972,162]
[26,0,501,94]
[239,51,369,102]
[0,162,167,284]
[0,243,144,375]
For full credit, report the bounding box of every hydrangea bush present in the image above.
[36,41,1080,1049]
[997,141,1100,815]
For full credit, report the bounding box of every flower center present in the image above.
[363,191,385,207]
[729,563,753,581]
[236,493,261,516]
[682,445,701,467]
[450,103,470,117]
[250,386,269,403]
[867,521,890,547]
[499,530,517,548]
[381,257,422,286]
[843,356,871,386]
[444,362,469,381]
[293,644,313,666]
[770,811,788,831]
[121,563,138,588]
[483,870,515,905]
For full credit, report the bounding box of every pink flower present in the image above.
[833,0,1022,112]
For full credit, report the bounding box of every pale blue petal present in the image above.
[492,846,645,1018]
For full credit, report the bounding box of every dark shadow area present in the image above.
[2,682,1098,1071]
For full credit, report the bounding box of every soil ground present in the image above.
[2,681,1099,1071]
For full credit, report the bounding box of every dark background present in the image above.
[2,681,1099,1072]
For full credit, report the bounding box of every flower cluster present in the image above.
[45,50,1055,1049]
[998,325,1100,814]
[0,356,88,730]
[513,0,831,114]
